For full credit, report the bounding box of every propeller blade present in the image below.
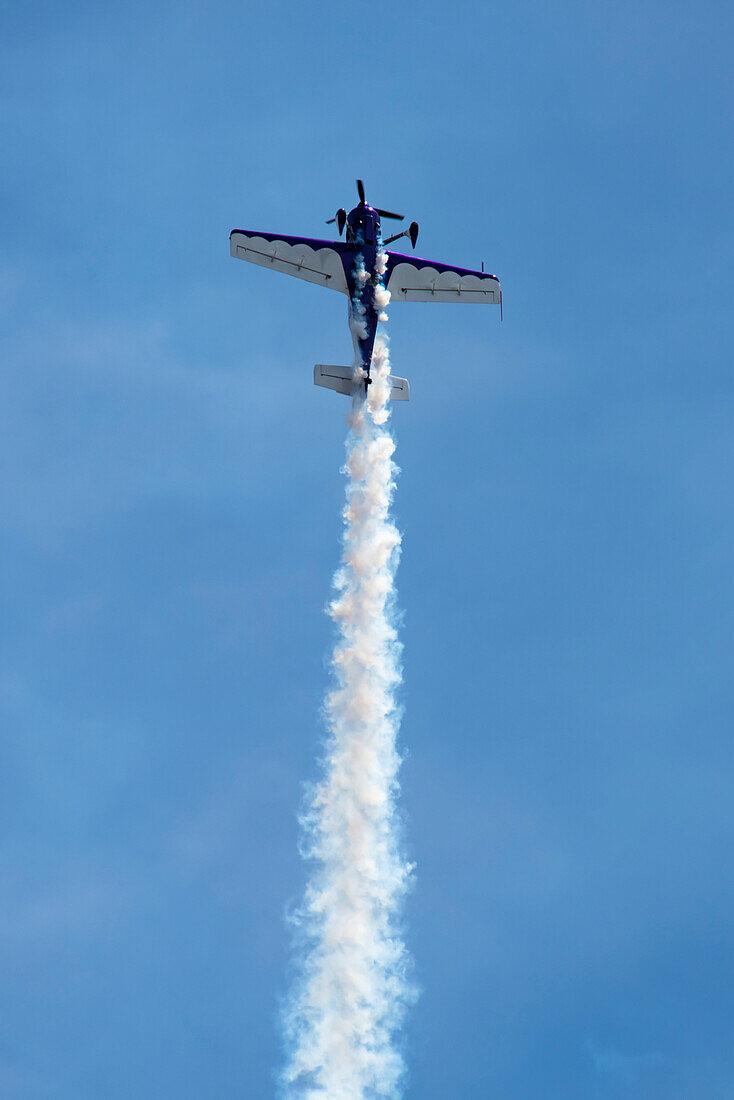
[325,218,336,224]
[356,178,365,203]
[376,208,404,221]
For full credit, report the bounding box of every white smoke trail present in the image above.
[281,258,414,1098]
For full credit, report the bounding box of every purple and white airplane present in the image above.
[230,180,501,402]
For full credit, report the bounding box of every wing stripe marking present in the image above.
[236,244,331,280]
[399,287,496,294]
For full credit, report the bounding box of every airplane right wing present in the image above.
[230,230,353,294]
[385,250,501,304]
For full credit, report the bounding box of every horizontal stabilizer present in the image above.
[314,365,410,402]
[314,364,354,396]
[388,375,410,400]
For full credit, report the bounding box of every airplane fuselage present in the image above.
[344,202,382,379]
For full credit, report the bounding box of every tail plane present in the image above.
[314,364,410,401]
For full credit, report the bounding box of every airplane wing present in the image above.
[230,230,352,294]
[385,250,501,304]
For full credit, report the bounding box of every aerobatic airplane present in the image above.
[230,180,501,402]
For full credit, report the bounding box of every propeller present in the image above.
[325,182,407,237]
[359,180,403,218]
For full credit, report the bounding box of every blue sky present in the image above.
[2,0,733,1096]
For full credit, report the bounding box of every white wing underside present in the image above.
[230,232,348,294]
[387,262,501,304]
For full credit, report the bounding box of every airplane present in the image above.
[230,180,501,402]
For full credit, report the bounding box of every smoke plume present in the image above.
[281,259,413,1098]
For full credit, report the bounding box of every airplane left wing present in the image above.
[385,251,501,305]
[230,230,351,294]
